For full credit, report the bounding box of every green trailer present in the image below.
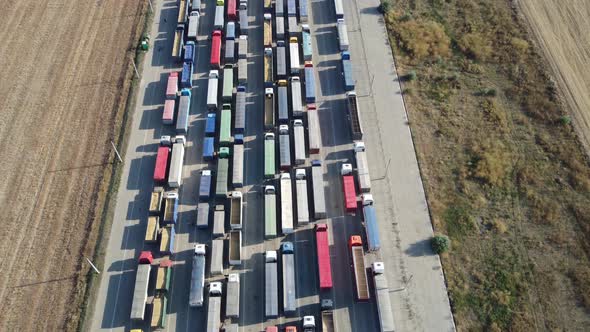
[219,105,232,146]
[264,185,277,238]
[216,158,229,197]
[264,132,276,178]
[222,65,234,102]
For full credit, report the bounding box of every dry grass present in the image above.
[382,0,590,330]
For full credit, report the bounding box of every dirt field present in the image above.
[518,0,590,151]
[0,1,145,330]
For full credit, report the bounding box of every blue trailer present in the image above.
[287,0,297,17]
[180,62,194,88]
[203,137,215,161]
[304,63,316,103]
[205,113,216,137]
[341,51,355,91]
[362,195,381,251]
[199,170,212,199]
[184,41,196,63]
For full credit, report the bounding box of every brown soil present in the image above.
[0,1,145,330]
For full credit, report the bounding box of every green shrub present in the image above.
[559,115,571,125]
[432,235,451,254]
[459,33,493,61]
[378,0,393,14]
[406,70,417,81]
[393,19,451,60]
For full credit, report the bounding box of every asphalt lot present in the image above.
[90,0,455,331]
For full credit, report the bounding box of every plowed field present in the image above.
[0,0,145,330]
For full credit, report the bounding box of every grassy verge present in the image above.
[381,0,590,330]
[76,4,152,331]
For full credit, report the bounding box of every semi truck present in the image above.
[265,251,279,318]
[333,0,344,19]
[264,0,272,12]
[341,51,355,91]
[353,142,371,192]
[166,72,178,99]
[264,88,275,129]
[293,120,305,165]
[225,39,235,63]
[199,169,212,199]
[276,16,285,40]
[219,104,232,145]
[151,293,168,330]
[280,173,294,234]
[222,65,234,102]
[162,192,179,225]
[233,142,244,187]
[189,244,206,307]
[302,26,312,60]
[349,236,369,301]
[168,138,185,188]
[278,80,289,123]
[277,40,287,78]
[307,106,320,154]
[336,19,349,51]
[210,30,222,68]
[303,316,317,332]
[264,48,273,84]
[239,2,248,33]
[281,242,297,315]
[206,282,223,332]
[362,194,380,251]
[172,25,185,60]
[207,70,219,109]
[227,0,237,21]
[176,89,191,134]
[159,225,175,255]
[205,112,216,136]
[289,37,300,73]
[229,230,242,265]
[187,11,199,40]
[163,99,175,125]
[238,58,247,84]
[320,299,335,332]
[149,187,163,215]
[214,6,224,29]
[180,61,194,88]
[341,163,357,214]
[346,92,363,140]
[229,191,243,229]
[184,41,196,63]
[211,239,223,275]
[264,133,276,178]
[265,185,277,238]
[279,125,291,170]
[295,168,310,224]
[311,160,327,219]
[304,61,316,103]
[264,13,272,46]
[238,35,248,59]
[155,259,173,293]
[372,262,396,332]
[216,157,229,197]
[290,76,303,117]
[315,224,333,289]
[226,273,240,318]
[146,216,159,244]
[213,205,225,238]
[235,86,246,133]
[153,145,170,183]
[196,202,209,228]
[130,251,153,321]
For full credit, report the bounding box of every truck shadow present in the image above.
[120,221,145,250]
[100,270,135,329]
[125,155,156,190]
[311,0,334,25]
[142,75,166,108]
[235,251,265,326]
[126,192,149,220]
[151,7,177,68]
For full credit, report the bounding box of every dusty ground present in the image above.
[518,0,590,152]
[0,0,145,330]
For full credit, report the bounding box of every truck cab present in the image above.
[209,281,222,296]
[303,316,316,332]
[362,193,374,206]
[160,135,172,146]
[174,135,186,145]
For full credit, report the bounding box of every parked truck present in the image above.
[280,173,294,234]
[295,168,310,224]
[276,16,285,40]
[216,157,229,197]
[163,99,175,125]
[166,72,178,99]
[346,92,363,141]
[207,70,219,109]
[333,0,344,19]
[300,0,309,23]
[287,0,296,16]
[341,51,355,91]
[149,187,163,215]
[320,300,335,332]
[289,37,300,73]
[372,262,396,332]
[226,273,240,318]
[287,16,299,37]
[311,160,327,219]
[206,282,223,332]
[151,293,168,330]
[303,316,317,332]
[196,202,209,228]
[349,236,369,301]
[162,191,179,225]
[264,133,276,178]
[229,191,243,229]
[155,259,173,293]
[222,65,234,102]
[229,230,242,265]
[168,138,185,188]
[264,88,275,129]
[304,61,316,103]
[199,169,212,199]
[341,164,357,214]
[176,89,191,134]
[130,251,153,321]
[187,11,199,40]
[210,30,222,68]
[203,137,215,160]
[172,25,185,60]
[315,224,333,289]
[211,239,223,275]
[238,58,247,84]
[145,216,159,243]
[281,242,297,315]
[307,107,320,155]
[213,205,225,238]
[233,142,244,187]
[353,142,371,193]
[214,6,224,29]
[184,41,196,63]
[362,194,380,251]
[302,25,312,61]
[219,104,232,145]
[279,125,291,170]
[264,13,272,46]
[278,80,289,123]
[290,76,303,117]
[239,2,248,33]
[235,86,246,133]
[178,0,188,24]
[336,19,349,51]
[264,48,273,84]
[265,251,279,318]
[159,225,175,255]
[275,0,284,17]
[225,38,235,63]
[238,35,248,59]
[189,244,206,307]
[153,145,170,183]
[180,61,193,88]
[293,120,305,165]
[277,40,287,78]
[265,185,277,238]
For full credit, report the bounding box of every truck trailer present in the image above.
[265,185,277,238]
[349,236,369,301]
[278,79,289,123]
[233,142,244,188]
[149,187,163,215]
[281,242,297,315]
[265,251,279,318]
[321,299,336,332]
[196,202,209,228]
[207,70,219,109]
[155,259,172,293]
[346,92,363,141]
[277,40,287,78]
[279,125,291,170]
[336,19,349,51]
[295,168,310,224]
[264,133,276,178]
[199,169,212,199]
[216,157,229,197]
[176,89,191,134]
[264,48,273,84]
[264,88,275,129]
[280,172,294,234]
[235,86,246,133]
[189,244,206,307]
[362,194,380,251]
[145,216,159,243]
[307,106,320,154]
[341,51,355,91]
[130,251,153,321]
[341,164,357,214]
[372,262,396,332]
[211,239,223,275]
[264,13,273,46]
[159,225,175,255]
[206,282,223,332]
[290,76,303,117]
[304,61,316,103]
[315,224,333,289]
[229,191,243,229]
[293,119,305,165]
[229,230,242,265]
[226,273,240,318]
[213,205,225,238]
[153,145,170,183]
[289,37,300,73]
[168,139,185,188]
[353,142,371,192]
[162,192,179,225]
[311,160,327,219]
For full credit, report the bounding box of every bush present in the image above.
[459,33,493,61]
[378,0,393,14]
[559,115,571,125]
[394,19,451,60]
[406,70,417,81]
[432,235,451,254]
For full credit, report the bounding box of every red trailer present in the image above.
[315,224,333,289]
[227,0,237,20]
[153,146,170,182]
[166,72,178,99]
[210,30,222,68]
[341,164,357,214]
[162,99,175,124]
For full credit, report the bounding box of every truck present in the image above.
[361,194,380,251]
[333,0,344,19]
[299,0,309,23]
[187,11,199,40]
[372,262,396,332]
[189,244,206,307]
[176,89,190,135]
[166,72,178,99]
[238,58,247,84]
[288,16,299,37]
[349,236,370,301]
[153,145,170,183]
[205,113,216,137]
[206,282,223,332]
[159,225,175,255]
[203,137,215,161]
[290,76,303,117]
[235,86,246,133]
[145,216,159,243]
[226,273,240,318]
[277,40,287,78]
[281,242,297,315]
[229,191,243,229]
[303,62,315,103]
[196,202,209,228]
[222,65,234,102]
[210,30,222,68]
[320,300,335,332]
[211,239,223,275]
[264,133,276,178]
[227,0,237,21]
[177,0,188,24]
[219,104,232,145]
[346,91,363,140]
[293,119,305,165]
[237,35,248,59]
[289,37,300,73]
[155,259,173,293]
[336,19,349,51]
[199,169,212,200]
[302,25,312,61]
[162,192,179,225]
[213,205,225,237]
[264,0,273,12]
[239,2,248,34]
[264,88,275,129]
[279,125,291,170]
[276,16,285,40]
[163,99,175,125]
[287,0,297,16]
[151,293,168,330]
[280,172,294,234]
[295,168,309,224]
[275,0,284,17]
[191,0,201,12]
[264,185,277,238]
[264,48,273,84]
[225,39,235,63]
[233,142,244,187]
[184,41,196,64]
[172,25,185,60]
[278,80,289,123]
[214,6,224,30]
[149,187,163,215]
[307,105,320,154]
[130,251,153,321]
[341,164,357,214]
[354,142,371,192]
[229,230,242,265]
[315,224,333,289]
[265,251,279,318]
[311,160,327,219]
[341,51,355,91]
[207,70,219,109]
[227,21,237,39]
[216,157,229,197]
[168,139,185,188]
[264,13,272,47]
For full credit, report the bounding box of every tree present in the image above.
[431,235,451,254]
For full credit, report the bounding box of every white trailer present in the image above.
[354,142,371,193]
[373,262,396,332]
[207,70,219,109]
[187,12,199,40]
[290,76,303,117]
[336,19,349,51]
[293,119,305,165]
[280,172,294,234]
[232,143,244,188]
[226,273,240,318]
[289,37,300,74]
[214,6,224,30]
[206,282,222,332]
[168,139,185,188]
[295,168,310,224]
[210,239,223,275]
